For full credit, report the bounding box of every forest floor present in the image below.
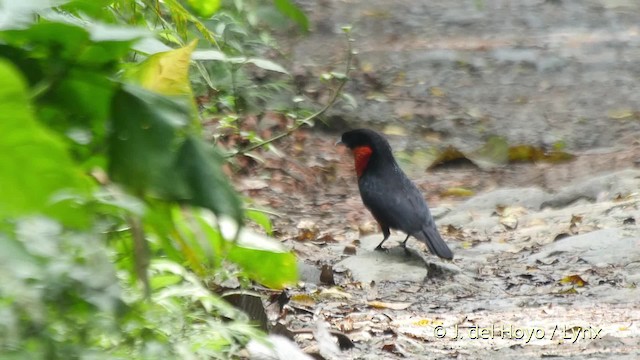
[236,1,640,358]
[234,129,640,359]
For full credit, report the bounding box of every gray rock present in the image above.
[491,48,540,67]
[438,212,501,234]
[297,261,322,285]
[336,249,427,283]
[430,206,451,220]
[543,169,640,208]
[335,235,456,283]
[528,228,640,266]
[457,187,552,211]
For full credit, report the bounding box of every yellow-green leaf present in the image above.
[128,40,197,97]
[441,187,475,197]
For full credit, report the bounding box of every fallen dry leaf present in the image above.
[296,220,318,241]
[461,241,474,249]
[343,245,357,255]
[570,214,584,225]
[290,294,316,307]
[367,301,413,310]
[444,224,462,236]
[382,124,408,136]
[560,275,588,287]
[240,178,270,191]
[554,232,570,241]
[607,108,638,120]
[558,287,579,295]
[500,215,518,230]
[412,318,443,327]
[358,221,378,236]
[318,287,352,300]
[320,265,335,285]
[430,86,446,97]
[441,187,475,197]
[496,206,526,230]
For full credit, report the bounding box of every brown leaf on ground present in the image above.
[367,301,413,310]
[560,274,588,287]
[296,220,318,241]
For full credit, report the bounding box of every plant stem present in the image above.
[230,31,354,157]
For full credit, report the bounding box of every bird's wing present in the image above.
[360,173,453,259]
[358,171,430,233]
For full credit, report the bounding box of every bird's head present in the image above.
[338,129,395,177]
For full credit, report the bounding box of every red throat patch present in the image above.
[352,145,373,177]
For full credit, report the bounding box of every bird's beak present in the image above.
[335,139,345,147]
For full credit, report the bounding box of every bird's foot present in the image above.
[374,245,388,252]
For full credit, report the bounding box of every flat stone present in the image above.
[456,187,552,212]
[543,169,640,208]
[297,261,322,284]
[528,228,640,266]
[335,235,457,283]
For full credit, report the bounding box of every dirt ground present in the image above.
[236,129,639,359]
[288,0,640,152]
[238,1,640,358]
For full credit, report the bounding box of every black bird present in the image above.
[339,129,453,260]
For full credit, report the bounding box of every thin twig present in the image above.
[229,30,355,157]
[128,215,150,298]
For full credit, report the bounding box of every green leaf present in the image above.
[245,209,273,235]
[2,20,144,66]
[185,0,221,18]
[108,85,187,196]
[174,137,243,223]
[110,86,242,223]
[144,201,184,263]
[133,37,173,55]
[0,59,90,226]
[0,44,44,85]
[162,0,217,44]
[150,274,183,290]
[228,244,297,289]
[170,205,208,274]
[192,50,289,74]
[192,49,226,61]
[273,0,309,32]
[1,22,90,59]
[61,0,117,21]
[220,218,298,289]
[244,58,288,74]
[84,22,149,42]
[43,68,115,126]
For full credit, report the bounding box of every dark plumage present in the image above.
[339,129,453,260]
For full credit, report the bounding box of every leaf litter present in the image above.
[223,126,640,359]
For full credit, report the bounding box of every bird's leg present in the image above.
[374,227,391,251]
[401,234,411,248]
[402,234,411,256]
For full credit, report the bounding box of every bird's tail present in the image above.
[414,225,454,260]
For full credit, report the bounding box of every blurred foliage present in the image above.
[0,0,309,357]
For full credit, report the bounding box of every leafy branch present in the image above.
[229,27,355,158]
